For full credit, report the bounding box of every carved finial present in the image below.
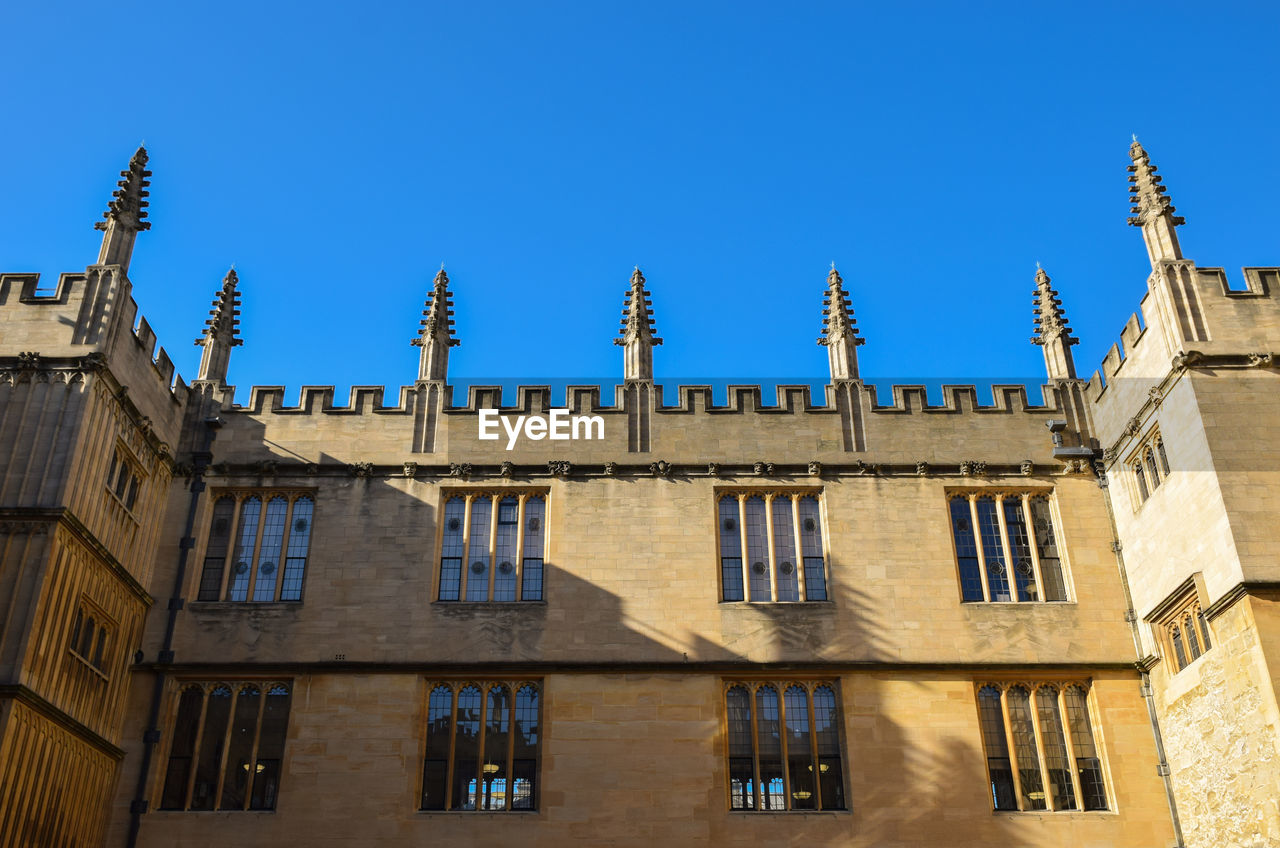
[94,146,152,271]
[615,266,662,380]
[1127,139,1184,264]
[818,265,865,381]
[1030,266,1077,380]
[413,268,460,381]
[194,267,244,384]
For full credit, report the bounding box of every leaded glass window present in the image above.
[724,681,846,811]
[948,492,1070,603]
[159,681,292,811]
[976,681,1108,812]
[438,492,548,602]
[421,680,541,812]
[196,492,315,603]
[718,493,829,603]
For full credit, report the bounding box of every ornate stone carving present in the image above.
[1148,386,1164,406]
[854,459,876,476]
[255,459,278,475]
[807,460,823,477]
[304,463,319,476]
[209,461,231,476]
[649,460,673,478]
[707,462,720,477]
[81,352,108,372]
[403,461,419,478]
[499,461,514,478]
[604,462,618,476]
[915,461,929,476]
[449,462,473,479]
[1057,458,1090,475]
[960,460,987,476]
[752,461,775,476]
[16,351,40,370]
[1124,416,1142,437]
[348,462,374,478]
[1020,459,1034,476]
[1172,350,1205,369]
[169,460,194,478]
[1103,446,1119,463]
[547,460,572,478]
[1247,352,1274,367]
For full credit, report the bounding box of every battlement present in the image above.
[0,268,190,439]
[226,379,1072,417]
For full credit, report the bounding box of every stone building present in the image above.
[0,141,1276,847]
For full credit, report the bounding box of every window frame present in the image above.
[105,442,143,513]
[715,490,830,604]
[156,679,294,812]
[975,680,1111,813]
[1128,427,1171,508]
[195,490,317,604]
[419,678,542,813]
[435,490,549,604]
[721,679,848,813]
[946,490,1071,604]
[67,599,114,679]
[1149,581,1214,674]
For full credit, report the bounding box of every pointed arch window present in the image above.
[948,492,1069,603]
[975,681,1108,812]
[1129,428,1172,507]
[196,491,316,602]
[420,680,541,811]
[438,492,547,602]
[158,680,292,811]
[724,680,846,811]
[105,444,142,512]
[68,602,113,676]
[717,493,828,603]
[1151,583,1214,673]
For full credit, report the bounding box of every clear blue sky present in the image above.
[4,2,1278,400]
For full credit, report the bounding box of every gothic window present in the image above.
[1152,585,1214,673]
[421,680,540,811]
[724,681,846,812]
[1129,429,1171,507]
[68,603,112,676]
[159,681,292,811]
[718,493,828,603]
[196,492,315,602]
[976,682,1108,812]
[105,446,141,511]
[948,493,1069,603]
[438,492,547,602]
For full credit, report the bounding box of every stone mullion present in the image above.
[242,499,268,603]
[505,682,517,812]
[1026,685,1055,810]
[459,497,474,601]
[747,684,762,811]
[764,494,779,602]
[487,495,499,602]
[475,684,489,811]
[992,495,1017,601]
[211,685,242,809]
[1021,496,1046,603]
[998,686,1025,810]
[181,687,211,810]
[218,496,243,601]
[514,497,527,602]
[1058,687,1085,810]
[791,496,807,601]
[737,496,749,602]
[969,497,991,602]
[777,682,792,810]
[242,686,268,810]
[443,685,459,810]
[807,686,821,810]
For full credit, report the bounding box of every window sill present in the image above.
[718,600,835,607]
[417,810,541,815]
[431,601,548,608]
[187,601,303,611]
[991,809,1113,816]
[961,600,1076,606]
[68,650,109,681]
[728,809,850,816]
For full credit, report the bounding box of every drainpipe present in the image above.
[1094,462,1185,847]
[126,416,220,847]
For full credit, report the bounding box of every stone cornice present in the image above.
[0,684,125,759]
[0,508,153,606]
